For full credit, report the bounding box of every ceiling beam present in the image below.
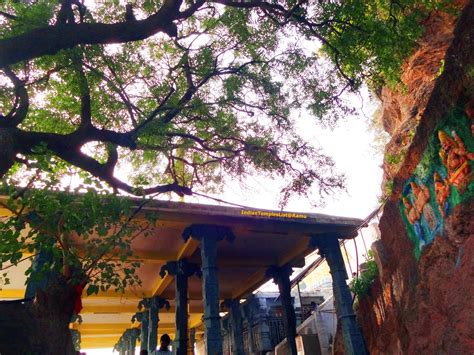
[232,269,267,299]
[0,289,24,299]
[74,322,174,330]
[82,289,149,300]
[79,326,176,336]
[278,238,310,266]
[151,273,174,297]
[81,304,203,314]
[151,237,200,297]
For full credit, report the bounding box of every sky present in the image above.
[185,87,386,219]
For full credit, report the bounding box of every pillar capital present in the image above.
[131,310,148,323]
[124,327,140,338]
[222,298,240,310]
[265,264,293,284]
[182,224,235,243]
[138,296,169,353]
[132,310,150,353]
[138,296,170,312]
[309,234,342,253]
[160,258,201,279]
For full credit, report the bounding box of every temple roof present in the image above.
[0,197,363,349]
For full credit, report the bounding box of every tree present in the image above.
[0,183,153,354]
[0,0,441,206]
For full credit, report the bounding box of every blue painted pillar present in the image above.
[190,328,196,354]
[115,335,127,355]
[132,311,149,353]
[183,225,235,355]
[254,297,273,352]
[222,299,245,355]
[160,259,200,355]
[266,265,297,355]
[311,236,368,355]
[126,328,140,355]
[138,297,170,354]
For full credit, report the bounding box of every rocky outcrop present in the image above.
[357,1,474,354]
[381,0,470,186]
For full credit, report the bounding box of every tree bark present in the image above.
[0,277,77,355]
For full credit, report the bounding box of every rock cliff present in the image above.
[357,1,474,354]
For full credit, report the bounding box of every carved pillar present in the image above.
[311,236,367,355]
[189,328,196,354]
[114,335,126,355]
[266,265,297,355]
[161,259,201,355]
[254,297,272,353]
[132,310,149,353]
[126,328,140,355]
[222,299,245,355]
[182,225,235,355]
[138,296,170,353]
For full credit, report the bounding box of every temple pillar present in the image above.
[311,236,367,355]
[266,265,297,355]
[222,299,245,355]
[115,335,126,355]
[160,259,200,355]
[254,297,272,353]
[182,225,235,355]
[189,328,196,354]
[127,328,140,355]
[132,310,149,353]
[138,296,170,353]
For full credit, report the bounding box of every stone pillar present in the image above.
[182,224,235,355]
[221,316,230,354]
[138,296,170,353]
[242,300,256,354]
[222,299,245,355]
[132,310,149,353]
[254,297,273,353]
[160,259,201,355]
[189,328,196,354]
[126,328,140,355]
[311,236,368,355]
[115,335,126,355]
[266,265,297,355]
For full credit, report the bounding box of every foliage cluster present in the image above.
[350,251,379,299]
[0,0,449,207]
[0,180,154,295]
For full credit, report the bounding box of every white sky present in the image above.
[185,87,385,219]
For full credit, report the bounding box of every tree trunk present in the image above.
[0,277,77,354]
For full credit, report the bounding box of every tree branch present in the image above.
[0,11,17,21]
[53,146,191,196]
[0,67,29,128]
[0,8,180,68]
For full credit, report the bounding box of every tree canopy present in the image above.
[0,0,443,205]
